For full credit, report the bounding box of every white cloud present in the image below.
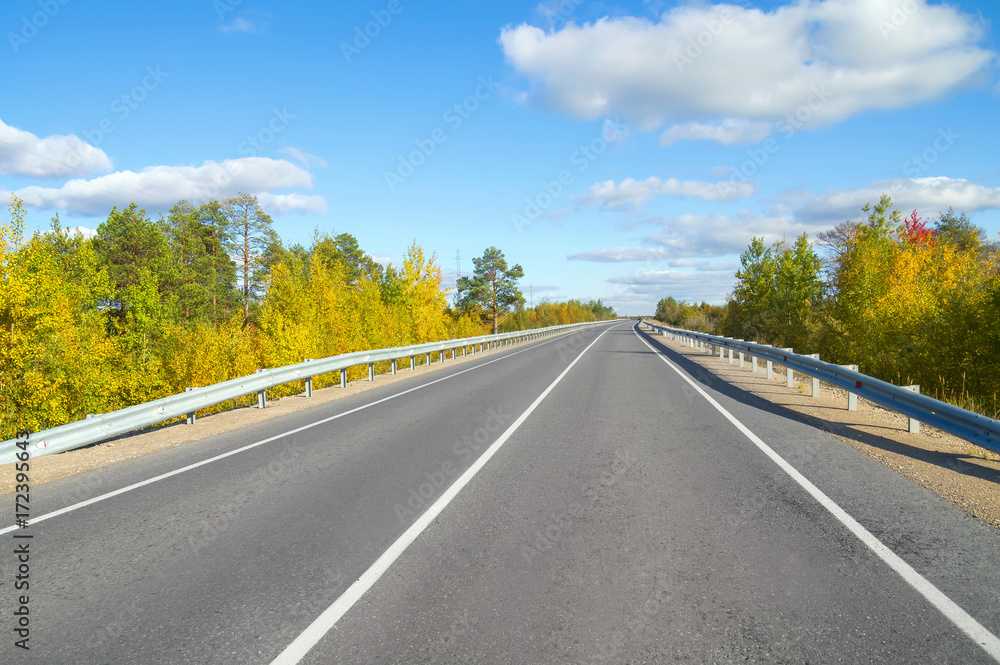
[660,119,774,146]
[220,12,270,34]
[794,177,1000,224]
[569,247,673,262]
[585,176,754,210]
[569,247,741,273]
[15,157,325,217]
[500,0,993,139]
[68,226,97,240]
[279,146,329,169]
[257,192,327,215]
[608,269,736,306]
[644,212,819,258]
[670,258,741,272]
[0,118,112,177]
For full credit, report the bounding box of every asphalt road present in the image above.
[4,321,999,664]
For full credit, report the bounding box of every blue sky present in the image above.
[2,0,998,314]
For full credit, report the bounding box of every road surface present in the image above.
[4,321,999,664]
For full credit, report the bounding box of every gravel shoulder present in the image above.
[641,324,1000,530]
[0,337,554,496]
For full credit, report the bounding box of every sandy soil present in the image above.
[6,323,996,534]
[641,324,999,530]
[0,338,532,495]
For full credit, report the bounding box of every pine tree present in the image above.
[222,193,279,321]
[456,247,524,334]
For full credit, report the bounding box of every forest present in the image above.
[0,193,615,440]
[655,196,1000,419]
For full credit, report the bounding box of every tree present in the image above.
[456,247,524,334]
[730,237,777,340]
[771,233,823,349]
[310,231,384,285]
[399,242,448,343]
[164,200,240,324]
[934,208,984,252]
[586,299,615,319]
[727,233,822,347]
[223,193,279,321]
[92,202,173,318]
[195,200,239,323]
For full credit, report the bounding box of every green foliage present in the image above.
[93,202,174,317]
[499,298,617,332]
[223,192,280,321]
[164,200,240,324]
[2,201,576,439]
[721,232,822,348]
[456,246,525,334]
[311,230,384,285]
[660,194,1000,419]
[655,297,724,333]
[934,207,986,252]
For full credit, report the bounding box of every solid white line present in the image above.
[268,324,621,665]
[634,325,1000,663]
[0,325,614,537]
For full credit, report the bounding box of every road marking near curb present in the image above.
[268,324,622,665]
[634,325,1000,663]
[0,324,615,537]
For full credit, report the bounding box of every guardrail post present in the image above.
[391,358,397,375]
[766,360,773,380]
[463,346,467,357]
[256,369,267,408]
[340,368,347,388]
[752,356,758,373]
[185,387,198,424]
[804,354,820,396]
[426,352,432,366]
[838,364,859,410]
[778,349,794,387]
[304,359,314,397]
[718,345,724,359]
[411,354,416,369]
[728,348,734,364]
[905,385,921,433]
[368,362,375,381]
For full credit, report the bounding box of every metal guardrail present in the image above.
[0,320,613,465]
[639,319,1000,454]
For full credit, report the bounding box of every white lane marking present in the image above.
[634,325,1000,663]
[268,324,620,665]
[0,325,615,536]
